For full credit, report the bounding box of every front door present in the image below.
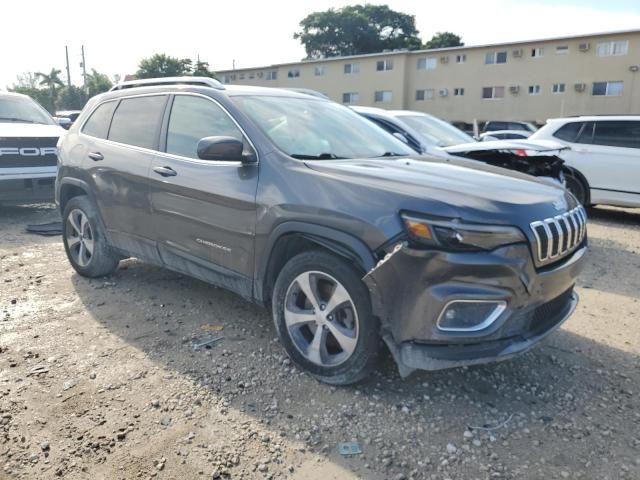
[148,94,259,297]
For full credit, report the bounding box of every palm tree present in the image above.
[36,68,64,107]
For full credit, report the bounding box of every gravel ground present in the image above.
[1,203,639,480]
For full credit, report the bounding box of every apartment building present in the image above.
[217,29,640,124]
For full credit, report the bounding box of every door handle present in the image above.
[88,152,104,161]
[153,166,177,177]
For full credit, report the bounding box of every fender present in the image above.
[56,177,112,243]
[254,221,377,304]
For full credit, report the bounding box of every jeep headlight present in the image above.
[401,213,526,251]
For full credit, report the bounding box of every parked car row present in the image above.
[53,77,587,384]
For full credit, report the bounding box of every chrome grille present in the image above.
[530,206,587,264]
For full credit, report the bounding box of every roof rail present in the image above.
[109,76,225,92]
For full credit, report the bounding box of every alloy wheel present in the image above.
[66,209,94,267]
[284,271,359,367]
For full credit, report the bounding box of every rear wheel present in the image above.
[62,196,120,277]
[272,251,380,385]
[564,170,589,206]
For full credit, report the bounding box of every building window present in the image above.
[266,70,277,81]
[453,88,465,96]
[376,59,393,71]
[456,54,466,64]
[552,83,566,94]
[314,66,327,76]
[416,58,437,70]
[416,89,434,101]
[556,45,569,55]
[248,72,255,79]
[482,86,505,99]
[344,63,360,74]
[238,73,245,80]
[485,51,507,64]
[528,85,541,95]
[596,40,629,57]
[592,81,623,96]
[287,68,300,78]
[531,47,544,58]
[342,92,359,104]
[374,90,392,103]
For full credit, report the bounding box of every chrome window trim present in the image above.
[78,91,259,167]
[436,300,507,333]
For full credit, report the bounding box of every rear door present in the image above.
[81,94,168,260]
[148,93,259,297]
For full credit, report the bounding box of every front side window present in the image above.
[0,95,55,125]
[108,95,167,149]
[166,95,244,159]
[593,121,640,149]
[592,81,623,96]
[232,95,413,159]
[82,101,117,139]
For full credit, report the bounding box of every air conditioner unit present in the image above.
[440,56,449,64]
[578,42,590,52]
[512,49,523,58]
[574,83,587,92]
[509,85,520,94]
[438,88,449,97]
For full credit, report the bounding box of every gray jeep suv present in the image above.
[56,77,587,384]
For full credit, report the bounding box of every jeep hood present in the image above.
[0,123,65,138]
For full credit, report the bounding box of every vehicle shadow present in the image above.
[70,259,640,479]
[587,205,640,226]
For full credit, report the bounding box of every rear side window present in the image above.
[593,121,640,149]
[553,122,583,142]
[166,95,244,159]
[108,96,167,149]
[485,121,506,131]
[82,101,117,139]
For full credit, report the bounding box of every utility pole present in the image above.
[65,46,71,86]
[80,45,87,92]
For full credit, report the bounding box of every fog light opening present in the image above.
[437,300,506,332]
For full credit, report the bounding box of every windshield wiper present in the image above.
[0,117,35,124]
[290,153,346,160]
[376,152,407,158]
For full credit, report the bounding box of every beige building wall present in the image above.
[218,30,640,124]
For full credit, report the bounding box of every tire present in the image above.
[272,250,380,385]
[564,170,589,206]
[62,196,120,277]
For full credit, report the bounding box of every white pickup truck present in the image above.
[0,91,66,204]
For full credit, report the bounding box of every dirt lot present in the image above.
[1,203,639,480]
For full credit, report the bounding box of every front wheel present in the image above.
[564,170,589,206]
[272,251,380,385]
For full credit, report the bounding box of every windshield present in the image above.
[232,95,413,159]
[399,114,475,147]
[0,95,55,125]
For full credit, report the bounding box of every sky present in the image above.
[2,0,640,88]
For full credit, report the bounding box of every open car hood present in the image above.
[443,139,567,154]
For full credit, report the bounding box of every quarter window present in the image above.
[108,95,167,149]
[417,58,437,70]
[166,95,244,159]
[592,81,623,96]
[593,121,640,149]
[82,101,117,139]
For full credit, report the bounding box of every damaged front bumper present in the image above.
[364,241,587,377]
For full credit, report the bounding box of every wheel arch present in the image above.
[256,222,377,306]
[57,178,93,212]
[562,166,591,205]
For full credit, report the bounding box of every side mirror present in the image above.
[54,117,72,129]
[197,136,255,163]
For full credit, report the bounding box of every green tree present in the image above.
[136,54,193,78]
[294,4,422,58]
[192,60,217,79]
[57,86,88,110]
[35,68,65,108]
[85,69,113,97]
[424,32,464,49]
